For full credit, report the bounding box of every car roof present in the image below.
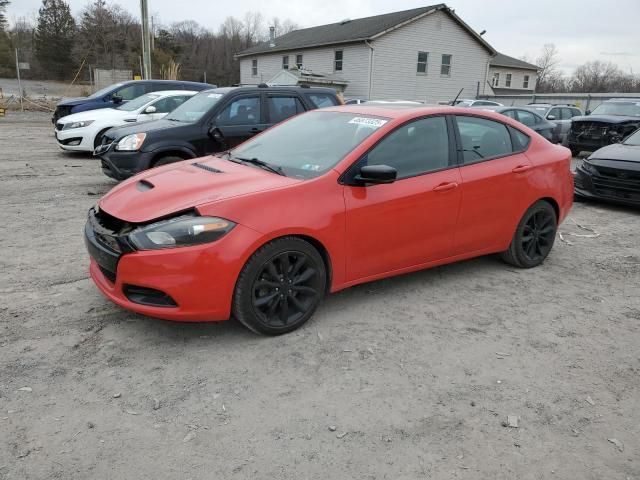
[605,98,640,103]
[148,90,198,96]
[202,85,338,95]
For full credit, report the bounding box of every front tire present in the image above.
[501,201,557,269]
[232,237,326,335]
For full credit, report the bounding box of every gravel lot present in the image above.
[1,112,639,480]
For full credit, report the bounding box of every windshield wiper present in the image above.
[230,156,285,176]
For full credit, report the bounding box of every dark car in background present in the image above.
[95,85,342,180]
[52,80,216,124]
[574,127,640,207]
[479,106,558,143]
[527,103,583,145]
[568,99,640,156]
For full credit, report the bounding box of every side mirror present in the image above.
[112,95,123,104]
[208,125,226,146]
[547,114,556,121]
[585,110,591,116]
[144,105,157,114]
[355,165,397,185]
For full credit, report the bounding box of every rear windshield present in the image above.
[230,111,388,179]
[591,102,640,117]
[166,91,224,122]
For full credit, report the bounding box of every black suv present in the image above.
[96,85,341,180]
[568,99,640,156]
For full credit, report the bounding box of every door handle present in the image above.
[250,127,264,133]
[433,182,459,192]
[512,165,532,173]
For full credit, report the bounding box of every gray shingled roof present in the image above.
[237,4,493,57]
[490,53,539,71]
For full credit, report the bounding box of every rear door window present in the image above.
[267,96,305,124]
[307,93,338,108]
[455,116,513,164]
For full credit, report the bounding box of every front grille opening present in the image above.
[99,266,117,284]
[123,285,178,308]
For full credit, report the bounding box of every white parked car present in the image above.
[54,90,197,152]
[453,99,503,107]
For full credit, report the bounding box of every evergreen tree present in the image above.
[34,0,76,79]
[0,0,11,76]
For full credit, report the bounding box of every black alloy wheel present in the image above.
[501,200,557,268]
[233,237,326,335]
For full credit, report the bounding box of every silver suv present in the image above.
[527,104,583,144]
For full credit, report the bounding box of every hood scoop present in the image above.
[136,179,155,192]
[192,162,223,174]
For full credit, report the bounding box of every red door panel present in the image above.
[344,168,462,281]
[453,152,534,254]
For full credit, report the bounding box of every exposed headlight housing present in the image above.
[581,160,597,175]
[116,133,147,151]
[63,120,94,130]
[128,214,236,250]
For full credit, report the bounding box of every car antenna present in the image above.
[450,88,464,106]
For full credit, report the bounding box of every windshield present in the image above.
[89,83,124,99]
[623,128,640,146]
[456,101,473,107]
[591,102,640,117]
[230,111,389,180]
[116,93,160,111]
[167,91,223,122]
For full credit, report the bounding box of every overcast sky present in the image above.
[8,0,640,75]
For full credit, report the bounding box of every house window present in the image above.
[441,54,452,76]
[523,75,530,89]
[282,56,289,70]
[505,73,512,87]
[251,59,258,77]
[492,73,500,87]
[296,54,303,69]
[334,50,343,71]
[417,51,428,74]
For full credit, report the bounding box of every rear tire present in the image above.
[232,237,326,335]
[152,155,184,168]
[501,201,557,269]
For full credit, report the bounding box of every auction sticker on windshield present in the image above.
[348,117,388,128]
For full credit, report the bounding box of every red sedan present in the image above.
[85,105,573,335]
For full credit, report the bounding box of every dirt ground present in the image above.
[0,112,638,480]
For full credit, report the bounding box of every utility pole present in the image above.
[15,48,23,112]
[140,0,152,79]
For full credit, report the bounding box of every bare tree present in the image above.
[535,43,560,90]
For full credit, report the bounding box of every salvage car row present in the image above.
[48,82,639,334]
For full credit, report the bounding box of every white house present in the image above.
[236,4,497,103]
[488,53,539,94]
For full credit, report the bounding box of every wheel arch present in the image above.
[539,196,560,220]
[150,147,197,166]
[239,232,334,297]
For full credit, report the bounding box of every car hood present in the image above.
[105,118,180,139]
[98,156,301,223]
[57,97,90,107]
[572,115,640,124]
[589,143,640,164]
[58,108,129,124]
